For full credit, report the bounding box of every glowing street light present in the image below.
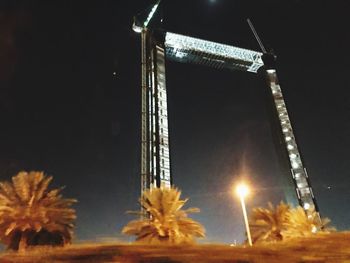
[235,183,252,246]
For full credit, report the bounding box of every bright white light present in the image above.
[304,202,310,210]
[290,153,297,159]
[267,69,276,74]
[236,183,249,198]
[287,144,294,150]
[283,128,289,132]
[292,162,299,169]
[144,3,160,27]
[132,23,142,33]
[311,226,317,233]
[174,50,187,59]
[165,32,264,73]
[285,136,292,141]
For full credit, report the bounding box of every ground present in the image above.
[1,232,350,262]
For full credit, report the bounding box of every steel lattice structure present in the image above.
[133,1,320,218]
[165,32,264,73]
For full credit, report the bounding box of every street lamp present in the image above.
[235,183,252,246]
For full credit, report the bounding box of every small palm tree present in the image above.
[122,187,205,244]
[283,206,335,239]
[249,202,290,244]
[0,171,77,251]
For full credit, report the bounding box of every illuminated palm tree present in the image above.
[0,171,77,251]
[122,187,205,244]
[283,206,335,239]
[249,202,290,244]
[250,202,335,243]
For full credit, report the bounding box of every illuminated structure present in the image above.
[133,1,319,217]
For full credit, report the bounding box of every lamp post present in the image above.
[236,183,252,246]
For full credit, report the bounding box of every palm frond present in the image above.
[0,171,76,250]
[250,202,290,244]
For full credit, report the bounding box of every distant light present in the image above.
[285,136,292,141]
[290,153,297,159]
[132,24,142,33]
[113,72,117,76]
[267,69,276,74]
[327,186,331,190]
[132,19,143,33]
[236,183,249,198]
[174,50,187,59]
[311,226,317,233]
[287,144,294,150]
[303,202,310,210]
[292,162,299,169]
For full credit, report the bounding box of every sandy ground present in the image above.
[1,232,350,262]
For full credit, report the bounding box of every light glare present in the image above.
[236,183,249,198]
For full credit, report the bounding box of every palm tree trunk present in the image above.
[18,232,28,252]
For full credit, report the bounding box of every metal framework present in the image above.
[165,32,264,73]
[134,1,319,218]
[265,67,318,216]
[141,30,172,199]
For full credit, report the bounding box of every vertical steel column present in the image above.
[148,36,172,189]
[140,30,149,217]
[140,30,172,207]
[263,55,319,218]
[153,44,171,188]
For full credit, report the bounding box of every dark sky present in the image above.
[0,0,349,243]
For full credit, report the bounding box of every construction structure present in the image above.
[132,1,319,218]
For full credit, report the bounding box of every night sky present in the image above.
[0,0,349,243]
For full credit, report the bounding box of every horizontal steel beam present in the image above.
[165,32,264,73]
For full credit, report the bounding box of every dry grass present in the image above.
[1,232,350,262]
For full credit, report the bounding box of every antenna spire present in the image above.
[247,18,267,53]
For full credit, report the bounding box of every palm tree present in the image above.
[283,206,335,239]
[250,202,335,243]
[249,202,290,244]
[0,171,77,251]
[122,187,205,244]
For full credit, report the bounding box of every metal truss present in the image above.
[265,68,319,217]
[165,32,264,73]
[141,30,172,204]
